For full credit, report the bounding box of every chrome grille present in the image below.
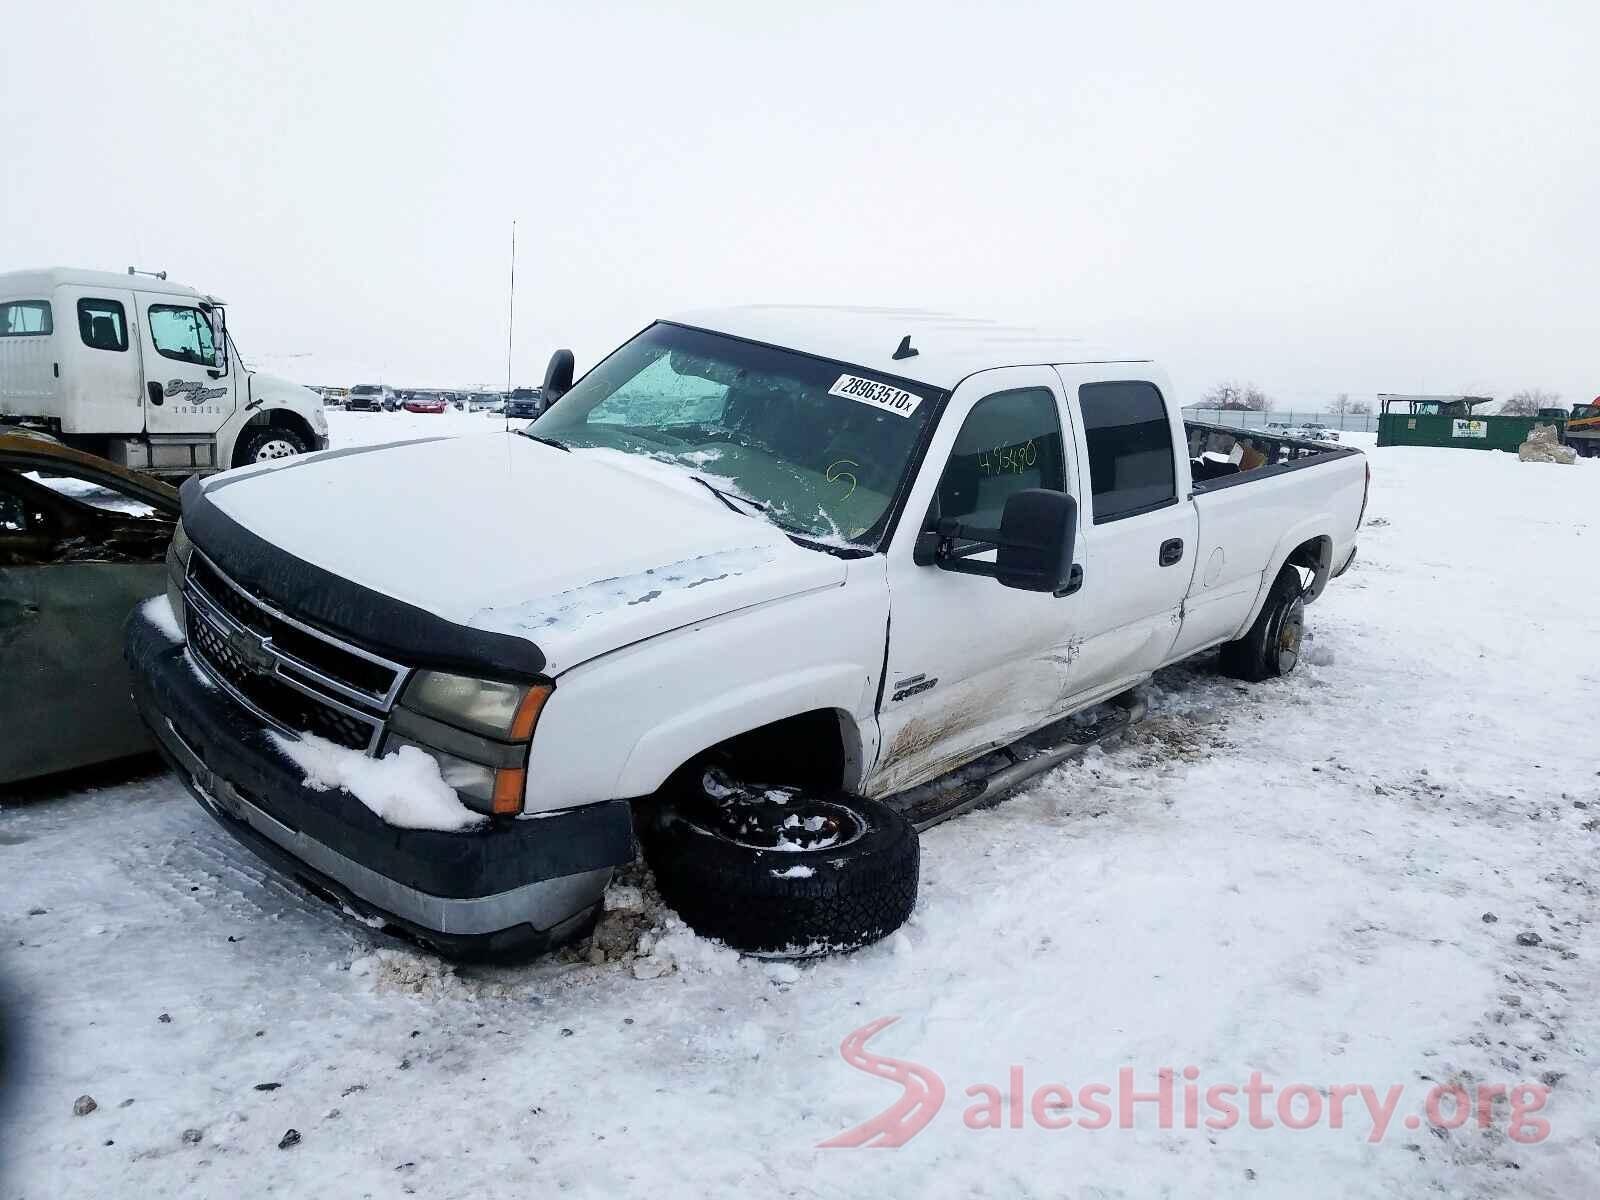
[184,551,408,754]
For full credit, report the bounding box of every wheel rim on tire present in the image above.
[1276,597,1305,673]
[704,796,868,853]
[253,438,300,461]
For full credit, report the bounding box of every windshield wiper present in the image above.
[690,475,767,515]
[520,430,570,452]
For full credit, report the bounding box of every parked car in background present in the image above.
[345,385,391,412]
[403,395,447,414]
[505,387,543,419]
[1263,421,1293,435]
[2,432,178,784]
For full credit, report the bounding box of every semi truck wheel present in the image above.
[237,427,309,465]
[1219,564,1306,682]
[638,767,919,957]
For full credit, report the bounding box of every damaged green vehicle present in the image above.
[0,433,178,785]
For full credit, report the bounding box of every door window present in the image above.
[1,301,51,336]
[22,470,159,517]
[935,386,1065,527]
[148,305,218,367]
[77,298,128,352]
[1078,381,1177,523]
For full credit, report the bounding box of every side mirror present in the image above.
[206,309,227,378]
[923,489,1079,594]
[543,349,575,405]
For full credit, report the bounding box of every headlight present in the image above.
[401,671,551,741]
[393,672,553,816]
[164,519,192,640]
[384,736,498,807]
[171,518,193,567]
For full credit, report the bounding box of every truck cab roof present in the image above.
[0,267,222,306]
[667,304,1146,391]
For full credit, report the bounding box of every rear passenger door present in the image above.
[1058,373,1197,696]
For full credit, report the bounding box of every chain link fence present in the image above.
[1181,407,1377,432]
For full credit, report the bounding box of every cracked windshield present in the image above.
[528,323,938,543]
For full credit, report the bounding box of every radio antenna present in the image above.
[504,220,516,433]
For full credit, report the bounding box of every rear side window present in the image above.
[1,301,52,336]
[936,386,1065,527]
[77,298,128,352]
[1078,381,1177,523]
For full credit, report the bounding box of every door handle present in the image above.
[1054,563,1085,597]
[1159,538,1184,566]
[147,381,165,407]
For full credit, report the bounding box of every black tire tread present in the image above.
[1219,564,1302,682]
[640,796,919,956]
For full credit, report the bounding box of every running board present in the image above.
[888,690,1147,833]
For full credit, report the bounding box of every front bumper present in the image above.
[125,608,633,958]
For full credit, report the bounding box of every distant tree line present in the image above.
[1498,388,1560,416]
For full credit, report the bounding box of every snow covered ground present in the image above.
[3,426,1599,1198]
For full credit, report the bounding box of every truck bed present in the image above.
[1183,420,1359,490]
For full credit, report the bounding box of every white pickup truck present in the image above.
[0,268,327,476]
[126,307,1367,959]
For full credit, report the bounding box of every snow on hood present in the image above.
[197,432,847,674]
[248,370,321,405]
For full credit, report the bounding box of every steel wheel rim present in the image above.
[698,798,868,853]
[1277,597,1305,673]
[253,438,299,461]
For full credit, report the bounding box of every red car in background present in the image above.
[402,396,447,414]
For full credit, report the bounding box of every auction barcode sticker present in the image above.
[828,374,923,418]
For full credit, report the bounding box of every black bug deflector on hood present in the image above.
[179,476,548,680]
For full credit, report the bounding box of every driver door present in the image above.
[135,292,238,435]
[865,367,1085,797]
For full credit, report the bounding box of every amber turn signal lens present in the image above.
[509,683,553,741]
[491,767,527,816]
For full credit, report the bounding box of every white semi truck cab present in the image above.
[0,268,327,477]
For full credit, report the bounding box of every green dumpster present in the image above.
[1376,395,1567,451]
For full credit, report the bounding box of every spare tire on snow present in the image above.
[638,769,919,957]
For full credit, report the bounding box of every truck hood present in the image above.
[249,371,327,431]
[193,433,847,674]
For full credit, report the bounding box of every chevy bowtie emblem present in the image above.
[226,627,276,674]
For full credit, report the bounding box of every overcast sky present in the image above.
[4,2,1596,408]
